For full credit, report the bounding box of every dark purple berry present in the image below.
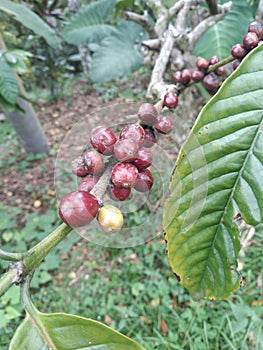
[78,175,99,192]
[181,69,191,84]
[243,32,259,49]
[111,163,138,188]
[107,182,131,201]
[120,124,145,147]
[231,44,248,59]
[72,156,89,177]
[209,56,220,65]
[83,151,104,175]
[248,21,263,39]
[114,138,139,162]
[59,191,99,227]
[196,57,209,70]
[133,149,152,169]
[173,71,182,83]
[134,169,154,192]
[191,70,204,82]
[137,103,158,126]
[90,126,117,155]
[142,127,157,148]
[233,60,241,70]
[203,73,220,91]
[154,116,174,134]
[215,66,226,76]
[163,92,179,108]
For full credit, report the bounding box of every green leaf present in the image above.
[0,59,19,104]
[163,44,263,300]
[90,20,147,83]
[63,0,117,45]
[194,0,254,59]
[9,312,145,350]
[0,0,59,48]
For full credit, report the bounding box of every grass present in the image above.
[0,202,262,349]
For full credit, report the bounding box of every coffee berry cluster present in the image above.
[231,21,263,69]
[58,102,174,233]
[172,21,263,92]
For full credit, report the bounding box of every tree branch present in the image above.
[0,263,23,298]
[147,25,175,98]
[168,0,185,18]
[188,2,233,51]
[125,11,156,38]
[0,249,24,262]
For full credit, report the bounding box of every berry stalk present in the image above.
[207,55,235,73]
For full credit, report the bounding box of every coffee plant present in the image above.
[0,1,262,349]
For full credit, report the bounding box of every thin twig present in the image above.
[125,11,156,38]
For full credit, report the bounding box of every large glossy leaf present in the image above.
[90,20,147,83]
[194,0,254,59]
[0,0,59,48]
[0,59,19,105]
[9,312,144,350]
[163,44,263,300]
[63,0,117,45]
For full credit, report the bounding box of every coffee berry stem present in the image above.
[90,158,117,201]
[207,55,235,73]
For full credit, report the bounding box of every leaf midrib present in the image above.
[197,115,263,292]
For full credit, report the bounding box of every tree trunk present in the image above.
[0,34,50,154]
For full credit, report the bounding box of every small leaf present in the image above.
[9,312,145,350]
[163,44,263,300]
[194,0,254,58]
[63,0,117,45]
[0,0,59,48]
[90,20,147,83]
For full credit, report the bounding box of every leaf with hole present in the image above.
[163,44,263,300]
[9,312,145,350]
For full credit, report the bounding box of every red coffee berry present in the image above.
[59,191,99,227]
[83,151,104,175]
[215,66,226,76]
[120,124,145,147]
[203,73,220,91]
[78,175,99,192]
[243,32,259,49]
[231,44,248,59]
[181,69,191,84]
[248,21,263,40]
[173,71,182,83]
[134,169,154,192]
[133,149,152,169]
[72,156,89,177]
[137,103,158,126]
[163,92,179,108]
[114,138,139,162]
[191,70,204,82]
[142,127,157,148]
[90,126,117,155]
[196,57,209,70]
[111,163,138,188]
[209,56,220,65]
[108,182,131,201]
[154,116,174,135]
[97,204,123,233]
